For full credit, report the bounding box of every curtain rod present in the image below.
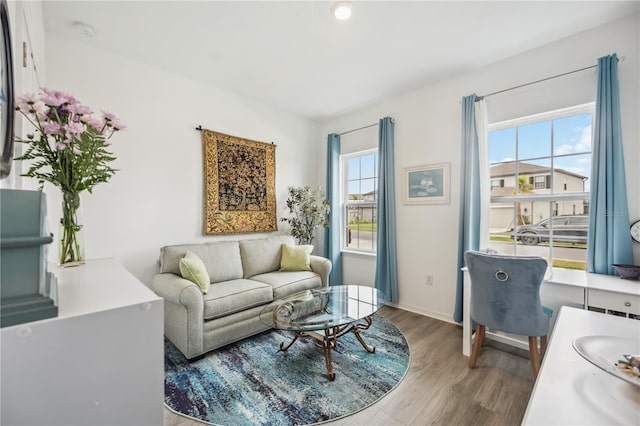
[476,57,622,102]
[338,122,378,136]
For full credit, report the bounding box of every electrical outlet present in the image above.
[425,274,434,285]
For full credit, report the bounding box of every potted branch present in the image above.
[281,186,330,245]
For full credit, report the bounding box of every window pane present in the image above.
[518,121,551,160]
[554,153,590,193]
[489,128,516,163]
[488,198,587,270]
[361,178,376,200]
[553,114,592,155]
[489,201,517,255]
[347,157,360,180]
[361,154,376,179]
[346,205,377,251]
[520,159,551,195]
[347,180,360,200]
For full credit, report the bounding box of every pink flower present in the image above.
[17,93,39,105]
[81,115,105,130]
[68,103,93,115]
[42,121,62,135]
[111,119,127,131]
[32,101,49,117]
[15,98,49,116]
[42,93,66,107]
[64,122,86,135]
[13,87,124,195]
[101,110,119,122]
[41,88,77,107]
[15,102,30,113]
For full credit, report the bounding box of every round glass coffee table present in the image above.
[259,285,386,380]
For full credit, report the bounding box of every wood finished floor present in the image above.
[164,306,535,426]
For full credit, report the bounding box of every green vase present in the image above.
[59,191,85,267]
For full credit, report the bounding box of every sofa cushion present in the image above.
[179,251,211,294]
[159,241,243,283]
[280,244,313,271]
[202,279,273,320]
[239,235,294,278]
[251,271,322,300]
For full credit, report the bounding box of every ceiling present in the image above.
[42,1,639,123]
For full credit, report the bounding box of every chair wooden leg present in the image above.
[468,324,486,369]
[528,336,541,378]
[540,335,548,361]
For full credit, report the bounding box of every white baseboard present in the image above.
[384,302,458,325]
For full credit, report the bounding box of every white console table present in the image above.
[462,267,640,356]
[522,306,640,425]
[0,259,164,425]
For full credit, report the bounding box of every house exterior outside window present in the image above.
[342,149,378,252]
[487,103,593,270]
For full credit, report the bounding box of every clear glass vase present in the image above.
[59,191,85,267]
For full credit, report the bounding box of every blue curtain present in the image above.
[454,94,480,323]
[323,133,342,286]
[587,53,634,273]
[375,117,398,303]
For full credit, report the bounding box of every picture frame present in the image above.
[403,162,450,205]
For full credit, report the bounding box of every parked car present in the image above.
[512,215,588,245]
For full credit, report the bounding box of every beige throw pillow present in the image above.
[179,251,211,294]
[280,244,313,272]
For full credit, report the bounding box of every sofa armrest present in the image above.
[309,255,332,287]
[152,273,205,358]
[152,273,203,309]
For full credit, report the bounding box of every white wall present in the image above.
[43,33,321,286]
[320,14,640,323]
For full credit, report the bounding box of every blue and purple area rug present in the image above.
[164,314,410,425]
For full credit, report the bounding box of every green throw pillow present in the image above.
[280,244,313,272]
[179,251,211,294]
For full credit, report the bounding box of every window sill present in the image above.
[341,249,377,259]
[546,267,640,295]
[462,265,639,296]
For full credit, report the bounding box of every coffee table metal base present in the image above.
[278,316,376,381]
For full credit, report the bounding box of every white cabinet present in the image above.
[588,288,640,318]
[0,259,164,425]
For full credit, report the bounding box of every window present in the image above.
[487,104,593,270]
[534,175,548,189]
[342,149,378,252]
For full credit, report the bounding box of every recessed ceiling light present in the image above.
[332,2,353,21]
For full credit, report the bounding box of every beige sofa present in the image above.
[152,235,331,359]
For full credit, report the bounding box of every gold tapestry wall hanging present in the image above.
[202,129,277,235]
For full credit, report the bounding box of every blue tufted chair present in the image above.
[464,250,552,378]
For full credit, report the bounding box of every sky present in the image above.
[347,153,377,197]
[488,112,592,191]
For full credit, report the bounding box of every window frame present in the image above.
[341,148,378,254]
[488,102,594,268]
